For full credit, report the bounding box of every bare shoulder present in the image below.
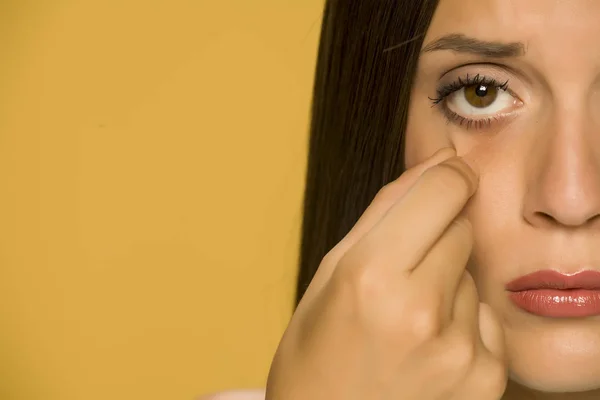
[197,389,266,400]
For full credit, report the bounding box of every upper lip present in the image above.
[505,270,600,291]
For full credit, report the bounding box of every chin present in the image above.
[506,319,600,393]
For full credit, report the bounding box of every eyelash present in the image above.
[428,74,511,130]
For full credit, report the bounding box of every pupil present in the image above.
[475,85,488,97]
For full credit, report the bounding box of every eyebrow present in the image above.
[421,33,526,57]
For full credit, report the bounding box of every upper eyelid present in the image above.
[439,73,508,90]
[438,75,509,95]
[433,73,523,104]
[428,76,498,105]
[445,64,530,96]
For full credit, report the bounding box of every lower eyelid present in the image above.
[439,98,521,130]
[442,110,502,130]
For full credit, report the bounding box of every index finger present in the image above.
[341,155,478,275]
[298,147,456,305]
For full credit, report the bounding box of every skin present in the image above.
[407,0,600,398]
[205,0,600,399]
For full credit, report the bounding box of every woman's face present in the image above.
[405,0,600,396]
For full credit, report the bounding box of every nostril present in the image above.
[532,211,557,226]
[529,210,600,229]
[589,214,600,227]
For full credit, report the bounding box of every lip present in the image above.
[506,270,600,318]
[506,270,600,291]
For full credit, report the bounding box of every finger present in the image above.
[341,155,478,278]
[451,351,508,400]
[448,302,507,399]
[446,271,479,333]
[300,147,456,301]
[444,278,508,400]
[478,302,507,363]
[411,217,474,323]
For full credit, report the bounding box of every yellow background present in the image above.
[0,1,323,398]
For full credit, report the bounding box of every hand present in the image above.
[265,148,508,400]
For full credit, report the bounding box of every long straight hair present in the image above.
[295,0,440,307]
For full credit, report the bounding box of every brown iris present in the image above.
[464,84,497,108]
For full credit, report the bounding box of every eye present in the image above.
[447,82,517,116]
[429,74,524,130]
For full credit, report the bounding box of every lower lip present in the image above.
[508,289,600,317]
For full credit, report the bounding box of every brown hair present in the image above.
[295,0,441,306]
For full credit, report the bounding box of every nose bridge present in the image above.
[524,96,600,228]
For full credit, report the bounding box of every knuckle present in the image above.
[407,299,443,339]
[331,253,389,306]
[329,263,413,334]
[333,253,440,335]
[375,181,398,201]
[320,248,339,269]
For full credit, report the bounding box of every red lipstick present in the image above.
[506,270,600,318]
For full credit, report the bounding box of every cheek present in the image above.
[464,161,524,297]
[406,102,514,179]
[405,104,522,273]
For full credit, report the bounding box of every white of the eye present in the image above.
[447,87,514,116]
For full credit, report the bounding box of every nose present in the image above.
[523,110,600,229]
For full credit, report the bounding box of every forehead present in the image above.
[421,0,600,84]
[426,0,600,51]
